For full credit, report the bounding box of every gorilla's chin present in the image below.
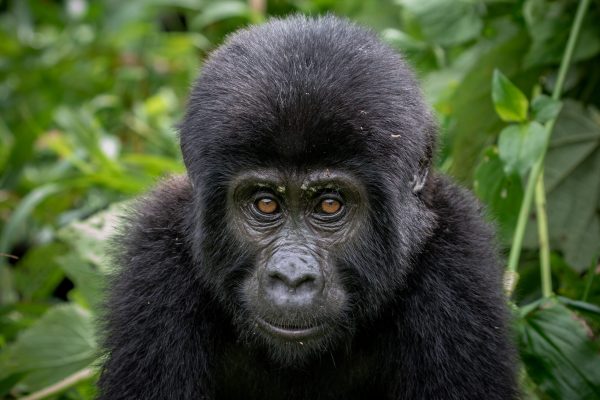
[250,320,340,367]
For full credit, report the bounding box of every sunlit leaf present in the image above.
[381,28,428,51]
[492,69,529,123]
[190,1,251,29]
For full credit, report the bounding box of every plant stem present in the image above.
[535,176,552,297]
[19,368,95,400]
[582,257,598,302]
[551,0,590,102]
[506,0,591,283]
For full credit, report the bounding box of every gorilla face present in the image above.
[227,168,367,361]
[180,16,438,364]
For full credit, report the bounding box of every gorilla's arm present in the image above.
[97,177,214,400]
[391,176,517,400]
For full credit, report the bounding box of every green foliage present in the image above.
[492,69,530,123]
[498,122,545,176]
[1,0,599,398]
[524,101,600,271]
[531,95,562,124]
[474,147,523,241]
[518,299,600,399]
[397,0,483,47]
[0,304,96,392]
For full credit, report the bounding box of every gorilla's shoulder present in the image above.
[134,174,193,224]
[431,174,492,236]
[426,174,500,272]
[116,175,194,261]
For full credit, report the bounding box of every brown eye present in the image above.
[318,198,342,215]
[255,197,279,214]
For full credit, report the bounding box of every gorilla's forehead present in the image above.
[181,16,434,181]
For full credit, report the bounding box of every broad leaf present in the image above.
[474,147,524,242]
[524,101,600,271]
[518,299,600,400]
[13,243,66,301]
[57,254,105,311]
[498,121,545,176]
[523,0,600,68]
[532,95,562,124]
[492,69,529,123]
[57,201,127,274]
[447,26,531,181]
[398,0,483,46]
[0,304,97,391]
[190,1,251,29]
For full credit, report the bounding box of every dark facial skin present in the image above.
[228,168,367,354]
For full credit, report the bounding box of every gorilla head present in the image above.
[179,15,437,364]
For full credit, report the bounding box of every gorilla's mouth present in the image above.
[256,318,325,341]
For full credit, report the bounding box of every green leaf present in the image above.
[446,25,531,181]
[0,304,97,392]
[523,0,600,68]
[398,0,483,46]
[524,101,600,271]
[498,121,545,176]
[13,243,67,301]
[532,95,562,124]
[381,28,428,51]
[518,299,600,400]
[544,102,600,192]
[57,201,128,274]
[190,1,251,29]
[121,153,185,176]
[492,69,529,122]
[474,147,524,242]
[57,254,105,311]
[0,183,66,258]
[0,372,27,397]
[558,296,600,325]
[0,303,50,345]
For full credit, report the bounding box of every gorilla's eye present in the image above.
[255,197,279,215]
[316,198,342,215]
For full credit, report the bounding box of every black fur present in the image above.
[98,15,518,400]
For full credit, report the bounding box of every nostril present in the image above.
[268,270,317,290]
[262,263,325,308]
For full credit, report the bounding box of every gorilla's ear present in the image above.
[411,166,429,194]
[411,124,436,195]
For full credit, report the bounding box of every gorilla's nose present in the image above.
[263,256,324,307]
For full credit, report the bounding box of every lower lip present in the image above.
[257,318,324,340]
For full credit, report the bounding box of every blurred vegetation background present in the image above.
[0,0,599,399]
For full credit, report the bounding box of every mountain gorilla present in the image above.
[98,15,517,400]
